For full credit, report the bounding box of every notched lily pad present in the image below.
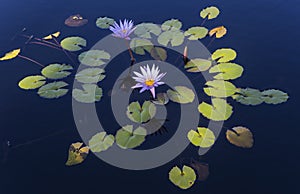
[75,68,105,83]
[232,88,264,105]
[209,26,227,38]
[130,38,153,55]
[209,62,243,80]
[169,165,196,190]
[60,36,87,51]
[158,30,184,47]
[126,101,156,123]
[41,63,73,79]
[134,23,161,38]
[161,19,182,31]
[96,17,115,29]
[200,6,220,20]
[185,58,212,72]
[198,98,233,121]
[18,75,46,90]
[184,27,208,40]
[115,125,147,149]
[203,80,237,98]
[89,132,115,152]
[65,142,89,166]
[72,84,103,103]
[150,47,167,61]
[167,86,195,104]
[78,50,111,66]
[262,89,289,104]
[37,81,68,99]
[187,127,215,148]
[211,48,237,63]
[226,126,254,148]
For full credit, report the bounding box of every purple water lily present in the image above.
[109,19,136,40]
[132,64,166,98]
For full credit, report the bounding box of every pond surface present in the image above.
[0,0,299,193]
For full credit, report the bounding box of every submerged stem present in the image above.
[18,55,44,67]
[125,39,135,63]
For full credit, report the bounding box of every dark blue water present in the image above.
[0,0,299,193]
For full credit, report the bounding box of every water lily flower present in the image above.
[132,64,166,98]
[109,19,136,40]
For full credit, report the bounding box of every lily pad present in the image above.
[115,125,147,149]
[37,81,68,99]
[185,58,212,72]
[96,17,115,29]
[60,36,87,51]
[211,48,237,63]
[161,19,182,31]
[190,161,209,181]
[134,23,161,38]
[130,38,153,55]
[151,93,169,105]
[262,89,289,104]
[209,26,227,38]
[209,62,243,80]
[198,98,233,121]
[41,63,73,79]
[187,127,215,148]
[18,75,46,90]
[88,132,115,153]
[65,142,89,166]
[232,88,264,105]
[150,47,167,61]
[200,6,220,20]
[184,27,208,40]
[78,50,111,66]
[226,126,254,148]
[158,30,184,47]
[169,165,196,190]
[126,101,156,123]
[72,84,103,103]
[0,48,20,61]
[204,80,237,98]
[167,86,195,104]
[75,68,105,83]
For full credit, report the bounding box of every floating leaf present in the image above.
[209,62,243,80]
[126,101,156,123]
[43,31,60,40]
[89,132,115,153]
[134,23,161,38]
[198,98,233,121]
[232,88,264,105]
[185,58,212,72]
[72,84,103,103]
[66,142,89,166]
[226,126,254,148]
[78,50,111,66]
[18,75,46,90]
[65,14,88,27]
[130,38,153,55]
[37,81,68,99]
[211,48,237,63]
[190,161,209,181]
[142,118,168,135]
[167,86,195,104]
[0,49,20,61]
[158,30,184,47]
[184,27,208,40]
[209,26,227,38]
[151,93,169,105]
[169,165,196,190]
[150,47,167,61]
[96,17,115,29]
[41,63,73,79]
[188,127,215,148]
[204,80,237,98]
[161,19,182,31]
[75,68,105,83]
[262,89,289,104]
[200,6,220,20]
[60,36,86,51]
[115,125,147,149]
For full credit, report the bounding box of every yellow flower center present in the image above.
[122,29,127,33]
[145,79,155,86]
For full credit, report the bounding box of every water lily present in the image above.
[109,19,136,40]
[132,64,166,98]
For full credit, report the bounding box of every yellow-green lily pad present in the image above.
[187,127,215,148]
[134,23,161,38]
[75,68,105,84]
[88,132,115,153]
[78,50,111,66]
[167,86,195,104]
[200,6,220,20]
[209,62,243,80]
[198,98,233,121]
[211,48,237,63]
[158,30,184,47]
[41,63,73,79]
[184,27,208,40]
[204,80,237,98]
[61,36,87,51]
[115,125,147,149]
[18,75,46,90]
[169,165,196,190]
[185,58,212,72]
[72,84,103,103]
[161,19,182,31]
[37,81,68,99]
[126,101,156,123]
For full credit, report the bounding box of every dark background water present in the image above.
[0,0,299,193]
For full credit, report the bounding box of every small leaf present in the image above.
[72,84,103,103]
[211,48,237,63]
[185,58,212,72]
[187,127,215,148]
[226,126,254,148]
[151,93,169,105]
[167,86,195,104]
[262,89,289,104]
[161,19,182,31]
[126,101,156,123]
[190,161,209,181]
[198,98,233,121]
[66,142,89,166]
[204,80,237,98]
[43,31,60,40]
[96,17,115,29]
[130,38,153,55]
[150,47,167,61]
[232,88,264,105]
[134,23,161,38]
[200,6,220,20]
[0,49,20,61]
[209,62,243,80]
[37,81,68,99]
[18,75,46,90]
[169,165,196,190]
[60,36,87,51]
[158,30,184,47]
[115,125,147,149]
[209,26,227,38]
[41,63,73,79]
[78,50,111,67]
[89,132,115,152]
[184,27,208,40]
[75,68,105,83]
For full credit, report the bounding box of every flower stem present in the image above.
[125,40,135,63]
[18,55,44,67]
[29,41,63,51]
[52,37,77,65]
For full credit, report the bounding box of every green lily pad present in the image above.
[209,62,244,80]
[184,27,208,40]
[185,58,212,72]
[126,101,156,123]
[130,38,153,55]
[75,68,105,84]
[232,88,264,105]
[211,48,237,63]
[151,93,169,105]
[96,17,115,29]
[115,125,147,149]
[134,23,161,38]
[169,165,196,190]
[88,132,115,153]
[262,89,289,104]
[187,127,215,148]
[78,50,111,66]
[161,19,182,31]
[18,75,46,90]
[200,6,220,20]
[150,47,167,61]
[60,36,87,51]
[158,30,184,47]
[72,84,103,103]
[41,63,73,79]
[198,98,233,121]
[37,81,68,99]
[204,80,237,98]
[167,86,195,104]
